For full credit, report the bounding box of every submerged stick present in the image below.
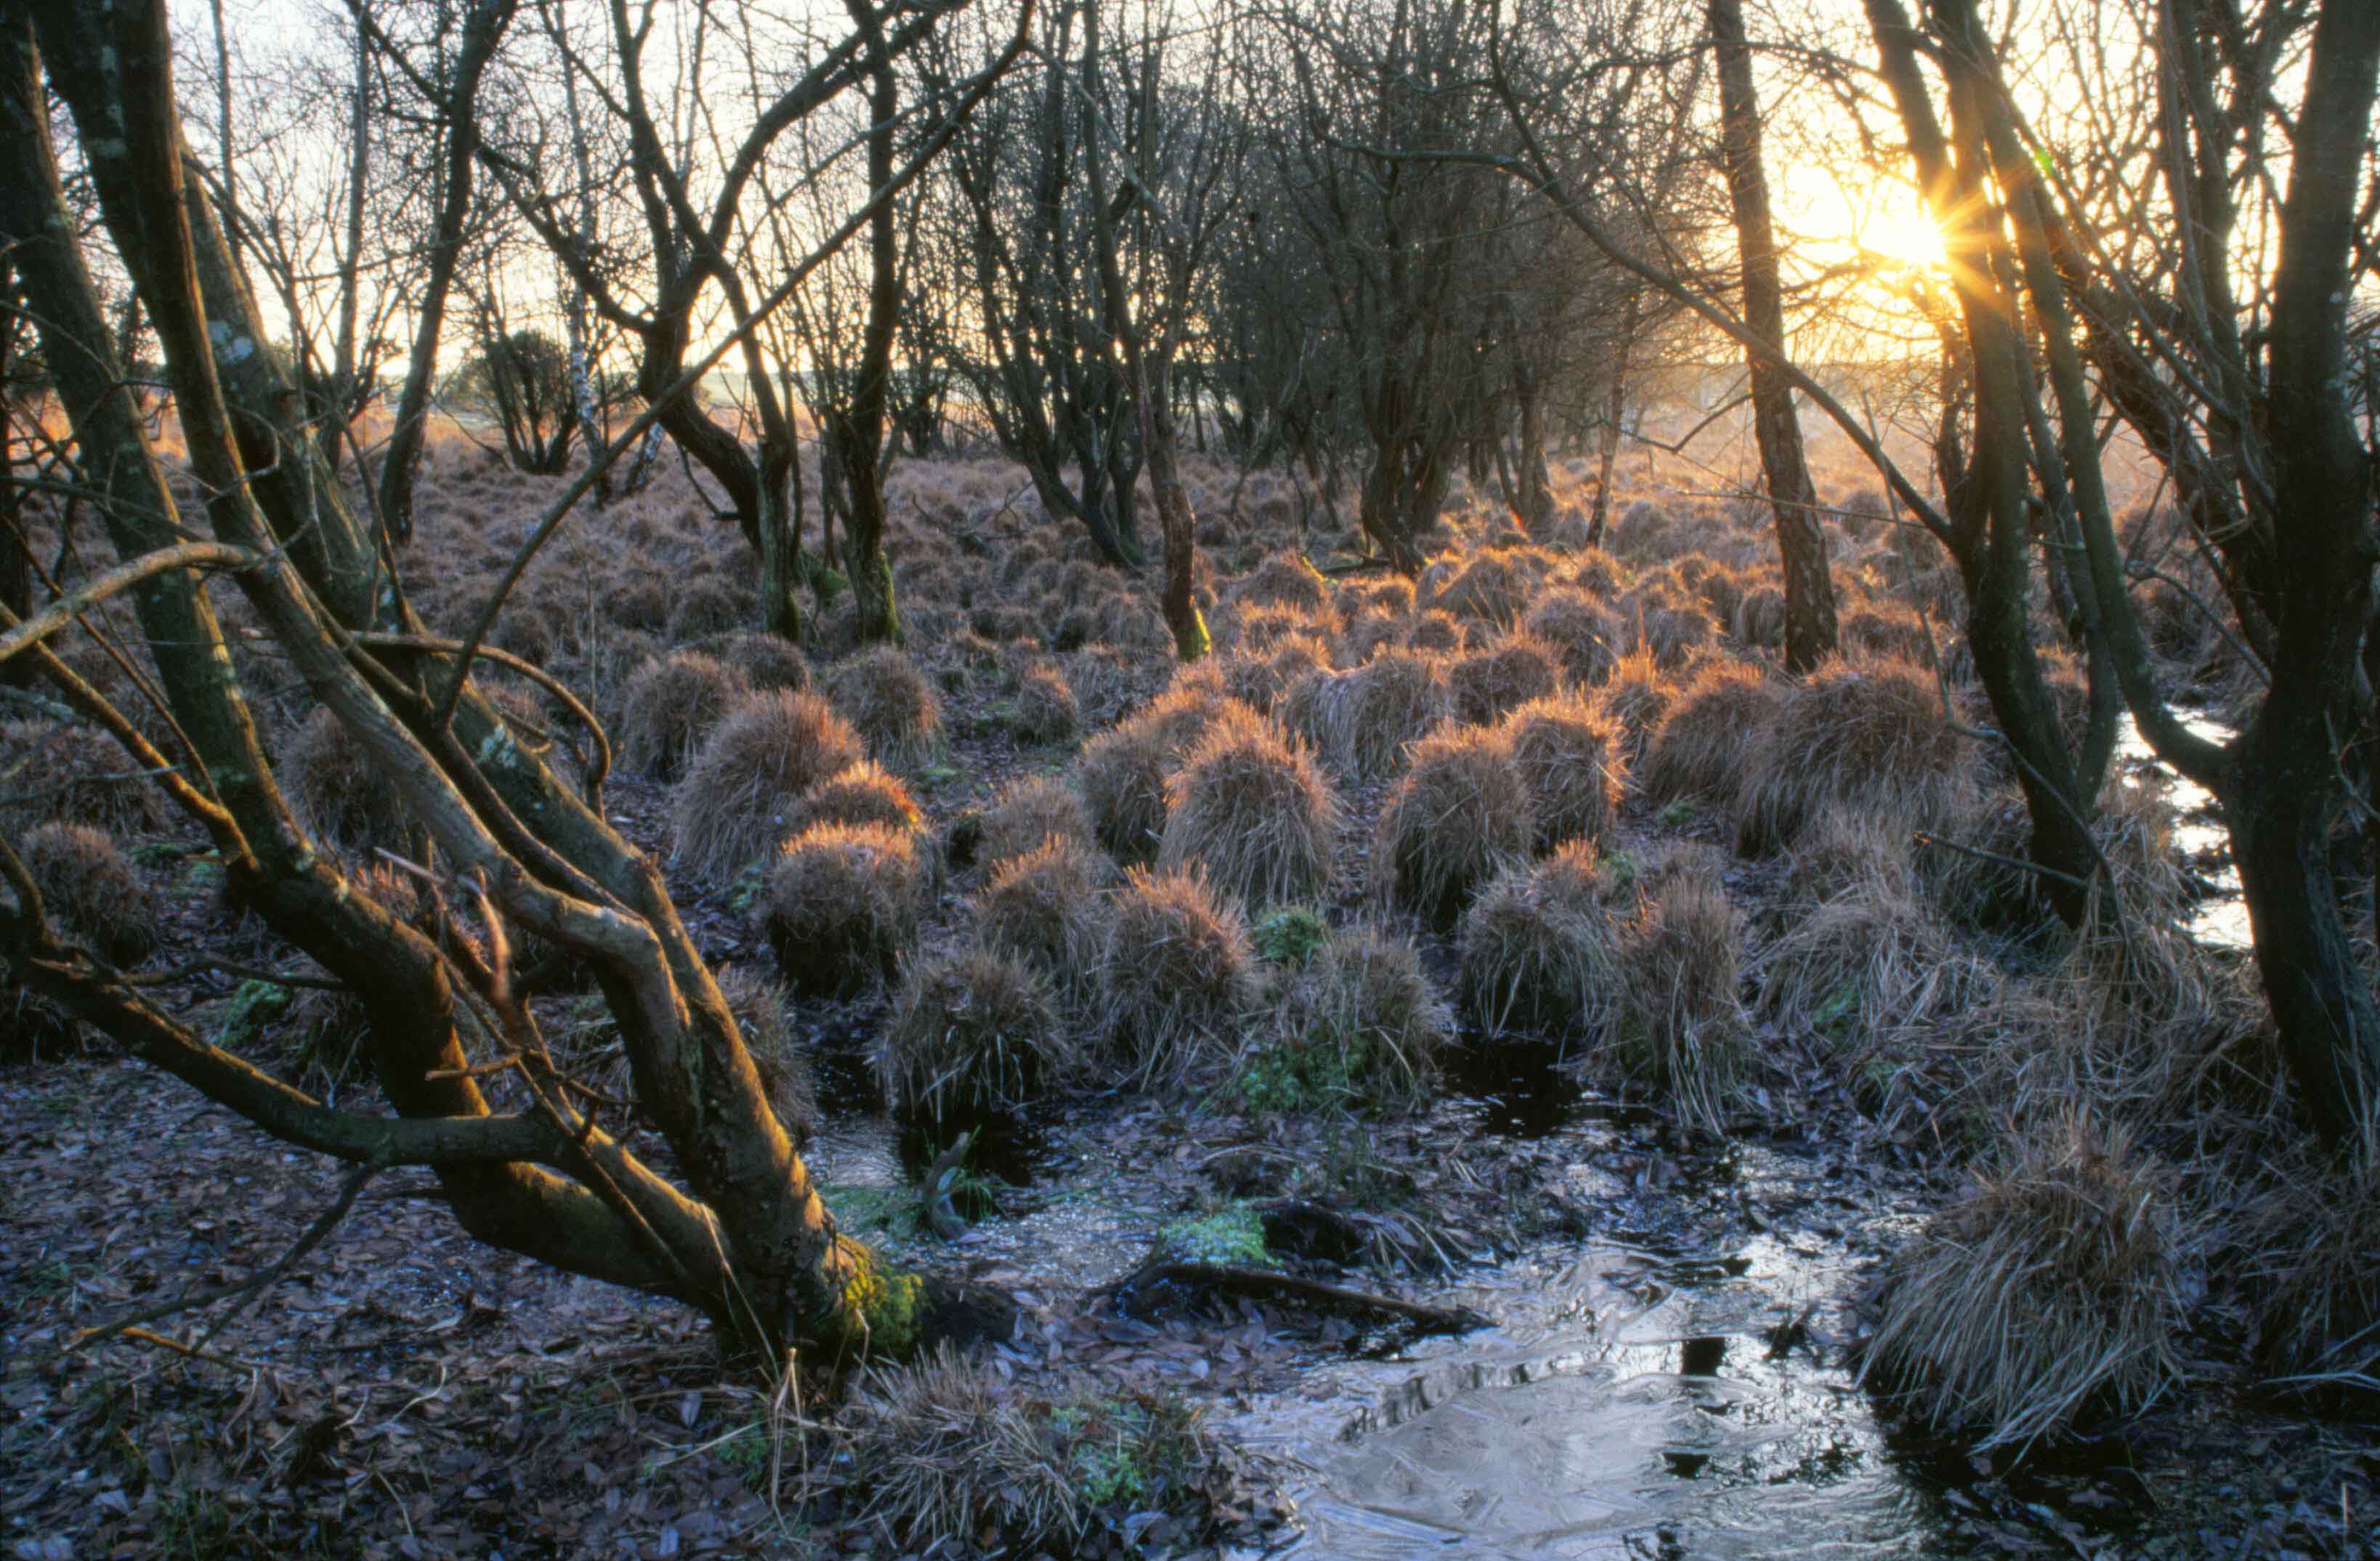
[1119,1262,1489,1335]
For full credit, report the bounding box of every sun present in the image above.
[1853,198,1948,272]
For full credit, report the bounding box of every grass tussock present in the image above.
[1251,926,1453,1115]
[1523,587,1622,687]
[1616,853,1754,1136]
[1590,649,1673,771]
[1221,634,1331,714]
[283,706,413,851]
[1759,865,1994,1052]
[828,645,945,769]
[1229,549,1329,613]
[1010,661,1081,745]
[1431,552,1535,630]
[976,774,1096,871]
[670,690,866,883]
[1449,632,1562,727]
[697,629,811,692]
[785,759,925,842]
[761,821,928,999]
[1863,1116,2191,1450]
[1639,659,1781,807]
[1158,706,1340,911]
[1098,866,1258,1083]
[20,821,156,966]
[971,834,1114,1002]
[1374,727,1535,930]
[877,945,1068,1126]
[1,720,173,838]
[833,1348,1213,1554]
[1280,648,1449,780]
[1074,687,1239,863]
[1736,656,1972,856]
[1500,693,1625,848]
[1458,842,1621,1038]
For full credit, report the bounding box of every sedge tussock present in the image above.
[1862,1116,2192,1451]
[876,945,1068,1127]
[670,690,867,883]
[762,820,928,999]
[1158,706,1340,911]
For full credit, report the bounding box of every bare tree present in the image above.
[1707,0,1837,671]
[376,0,519,544]
[0,0,1013,1352]
[1866,0,2380,1136]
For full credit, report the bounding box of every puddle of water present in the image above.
[1441,1036,1591,1138]
[1215,1144,2031,1559]
[2116,710,2249,949]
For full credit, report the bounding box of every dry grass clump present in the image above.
[1097,866,1257,1081]
[665,576,750,642]
[617,650,751,779]
[1061,648,1138,727]
[1074,687,1238,863]
[20,821,156,966]
[716,963,818,1146]
[785,759,926,841]
[699,629,811,693]
[1433,552,1534,630]
[1522,587,1622,686]
[1759,868,1992,1052]
[876,946,1067,1126]
[971,834,1113,1001]
[1229,549,1329,613]
[283,706,412,851]
[1405,610,1465,655]
[1280,648,1449,780]
[761,821,928,998]
[1010,661,1081,745]
[976,774,1094,870]
[1839,603,1937,666]
[1616,858,1753,1135]
[1226,600,1329,653]
[1458,842,1621,1037]
[1638,659,1781,807]
[1733,586,1787,651]
[1863,1116,2190,1449]
[2242,1132,2380,1392]
[1624,596,1717,670]
[1,720,172,837]
[1263,926,1454,1114]
[1781,805,1915,909]
[670,690,867,883]
[1736,656,1972,856]
[1590,649,1674,770]
[1499,693,1624,848]
[1449,632,1562,726]
[1374,727,1535,930]
[827,645,945,768]
[1222,634,1330,714]
[1157,708,1339,910]
[833,1349,1212,1554]
[1571,548,1623,597]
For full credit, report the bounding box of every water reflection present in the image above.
[2117,710,2248,949]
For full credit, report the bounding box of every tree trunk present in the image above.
[1134,349,1209,662]
[1709,0,1836,673]
[378,0,514,544]
[834,0,904,647]
[2222,0,2380,1136]
[1587,291,1638,549]
[1515,368,1553,537]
